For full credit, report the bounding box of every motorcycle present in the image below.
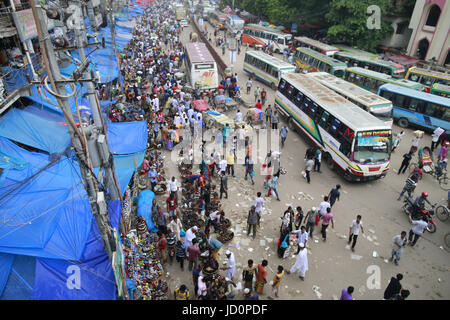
[402,196,437,233]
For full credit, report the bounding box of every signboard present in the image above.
[112,228,127,298]
[12,9,55,42]
[291,23,298,33]
[357,131,390,146]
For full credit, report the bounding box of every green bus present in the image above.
[332,44,379,59]
[431,83,450,98]
[334,52,406,78]
[293,47,347,78]
[344,67,424,93]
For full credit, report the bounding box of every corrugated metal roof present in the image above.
[185,42,215,63]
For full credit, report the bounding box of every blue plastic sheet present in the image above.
[107,121,148,154]
[0,255,36,300]
[0,67,31,94]
[0,253,14,296]
[0,106,71,154]
[137,190,158,233]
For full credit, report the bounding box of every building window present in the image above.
[425,5,440,27]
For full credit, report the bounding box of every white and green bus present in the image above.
[275,73,392,182]
[293,47,347,77]
[243,50,296,90]
[344,67,424,93]
[305,72,394,127]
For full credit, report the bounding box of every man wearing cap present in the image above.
[243,288,259,300]
[286,242,308,280]
[223,250,236,280]
[223,277,237,300]
[184,226,198,257]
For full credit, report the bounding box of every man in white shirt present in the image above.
[218,155,228,175]
[408,215,428,247]
[168,176,179,201]
[254,192,264,222]
[235,110,243,123]
[174,113,182,126]
[318,196,331,216]
[348,215,364,252]
[224,250,236,280]
[292,225,308,254]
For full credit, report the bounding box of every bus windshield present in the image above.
[353,130,391,164]
[285,35,292,44]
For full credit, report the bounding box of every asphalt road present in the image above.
[160,19,450,300]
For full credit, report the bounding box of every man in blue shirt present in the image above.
[280,126,289,148]
[148,167,157,191]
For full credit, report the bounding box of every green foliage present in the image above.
[325,0,394,52]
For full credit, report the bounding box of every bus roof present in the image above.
[294,37,340,52]
[296,48,347,66]
[331,44,379,59]
[347,67,424,89]
[246,51,296,70]
[185,43,215,63]
[408,66,450,80]
[282,73,390,130]
[379,83,450,107]
[245,24,286,35]
[335,52,404,70]
[306,72,392,107]
[432,83,450,92]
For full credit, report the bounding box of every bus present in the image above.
[226,14,245,35]
[305,72,394,127]
[293,37,340,56]
[334,52,406,77]
[431,83,450,98]
[405,66,450,92]
[241,24,293,53]
[378,83,450,131]
[184,42,219,90]
[209,11,227,29]
[332,44,379,59]
[243,50,296,89]
[293,48,347,77]
[175,4,187,20]
[344,67,424,93]
[275,73,392,181]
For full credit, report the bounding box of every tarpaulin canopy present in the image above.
[192,99,211,112]
[137,190,158,233]
[0,105,71,154]
[107,120,148,155]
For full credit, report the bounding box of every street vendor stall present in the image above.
[213,94,239,112]
[192,99,211,112]
[245,107,265,129]
[204,110,253,133]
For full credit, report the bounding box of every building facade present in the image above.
[406,0,450,66]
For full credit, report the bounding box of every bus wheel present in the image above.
[326,154,335,171]
[398,118,409,128]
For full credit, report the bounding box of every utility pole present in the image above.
[30,0,116,260]
[70,0,120,201]
[106,0,123,90]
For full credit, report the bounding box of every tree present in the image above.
[325,0,393,52]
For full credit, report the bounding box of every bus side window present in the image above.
[409,98,419,111]
[441,108,450,121]
[424,103,435,116]
[314,106,323,123]
[302,97,311,113]
[295,91,304,107]
[277,38,284,44]
[329,118,340,136]
[318,111,329,129]
[278,79,286,92]
[273,70,279,79]
[394,94,406,109]
[317,61,325,71]
[379,89,392,101]
[324,64,331,73]
[409,73,419,82]
[432,105,445,119]
[309,102,318,118]
[416,99,426,113]
[287,84,294,99]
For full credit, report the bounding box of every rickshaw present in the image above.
[409,146,449,190]
[212,94,239,113]
[245,107,266,129]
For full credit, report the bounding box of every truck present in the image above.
[175,4,187,20]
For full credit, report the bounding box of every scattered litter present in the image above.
[367,236,374,242]
[438,278,442,283]
[314,240,319,243]
[286,203,292,207]
[351,254,363,260]
[342,190,348,194]
[358,285,366,295]
[265,247,270,251]
[373,242,379,246]
[312,285,322,299]
[248,248,254,252]
[296,290,300,294]
[339,235,347,239]
[372,251,378,258]
[332,294,338,300]
[345,245,350,250]
[384,259,389,264]
[236,204,240,207]
[284,285,288,289]
[266,238,273,243]
[369,229,375,234]
[439,246,444,250]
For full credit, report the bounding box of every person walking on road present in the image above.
[408,215,428,247]
[245,154,255,185]
[246,78,252,95]
[254,86,261,102]
[261,88,267,106]
[267,172,281,201]
[304,207,318,237]
[280,125,289,148]
[314,148,322,173]
[247,205,260,239]
[304,157,314,184]
[255,259,268,294]
[328,184,341,208]
[389,231,407,266]
[271,111,279,130]
[348,215,364,252]
[223,250,236,280]
[242,259,257,290]
[292,226,308,254]
[294,206,303,230]
[398,151,413,174]
[254,192,264,223]
[265,104,272,125]
[286,242,308,280]
[320,207,334,242]
[220,171,228,199]
[268,265,284,300]
[340,286,354,300]
[187,238,201,271]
